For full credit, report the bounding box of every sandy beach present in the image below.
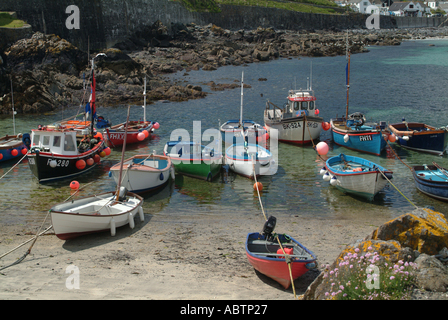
[0,207,391,301]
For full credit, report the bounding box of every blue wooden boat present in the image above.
[321,153,393,201]
[330,113,389,156]
[330,51,389,156]
[412,164,448,201]
[389,121,448,155]
[0,133,30,163]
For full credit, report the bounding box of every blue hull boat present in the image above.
[330,114,389,156]
[0,133,31,163]
[389,122,448,155]
[412,164,448,202]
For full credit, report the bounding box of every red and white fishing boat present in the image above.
[27,56,110,182]
[245,217,317,289]
[264,81,324,145]
[105,76,159,147]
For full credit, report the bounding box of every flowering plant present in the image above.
[322,246,418,300]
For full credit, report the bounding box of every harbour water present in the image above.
[2,39,448,229]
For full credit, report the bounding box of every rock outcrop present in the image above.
[304,208,448,300]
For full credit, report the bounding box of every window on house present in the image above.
[410,4,414,8]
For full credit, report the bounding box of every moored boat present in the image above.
[330,113,389,156]
[225,143,276,179]
[105,76,158,147]
[389,120,448,155]
[245,217,317,289]
[264,82,323,145]
[330,50,389,156]
[412,163,448,201]
[219,72,267,145]
[163,140,222,181]
[0,133,30,163]
[321,153,393,201]
[50,189,144,240]
[109,153,174,194]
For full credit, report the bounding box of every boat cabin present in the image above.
[30,125,91,156]
[265,89,318,120]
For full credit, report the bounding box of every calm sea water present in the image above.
[2,39,448,227]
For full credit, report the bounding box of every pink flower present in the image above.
[390,276,395,280]
[355,248,360,253]
[367,246,373,250]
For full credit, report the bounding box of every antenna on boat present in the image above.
[309,61,313,91]
[143,75,147,123]
[115,105,131,203]
[10,76,16,135]
[239,71,244,128]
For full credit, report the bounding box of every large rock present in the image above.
[414,253,448,292]
[366,208,448,255]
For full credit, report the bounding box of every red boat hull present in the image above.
[245,233,316,289]
[106,121,153,147]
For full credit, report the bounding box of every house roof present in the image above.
[389,1,412,10]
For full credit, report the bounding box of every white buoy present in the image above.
[50,159,57,168]
[330,176,338,186]
[170,165,175,180]
[323,172,331,182]
[319,167,326,175]
[138,206,144,222]
[344,134,349,143]
[110,218,116,237]
[403,136,410,141]
[129,212,135,229]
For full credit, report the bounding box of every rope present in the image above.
[379,170,418,209]
[0,180,95,271]
[385,139,412,171]
[0,149,30,181]
[251,155,297,299]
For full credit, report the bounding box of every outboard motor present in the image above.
[262,216,277,241]
[118,186,128,202]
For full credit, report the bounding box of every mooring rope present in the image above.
[251,155,297,299]
[0,180,95,271]
[0,149,30,181]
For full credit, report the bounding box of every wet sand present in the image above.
[0,209,390,300]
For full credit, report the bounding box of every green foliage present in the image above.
[179,0,222,12]
[0,12,25,28]
[322,247,418,300]
[215,0,337,14]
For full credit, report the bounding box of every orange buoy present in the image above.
[104,147,111,156]
[153,122,160,130]
[11,149,18,157]
[76,159,86,170]
[86,158,94,166]
[94,132,103,139]
[322,122,331,131]
[389,134,396,143]
[93,154,101,163]
[143,130,149,138]
[70,181,80,190]
[99,151,106,157]
[253,182,263,192]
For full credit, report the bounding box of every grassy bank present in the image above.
[0,12,25,28]
[179,0,340,14]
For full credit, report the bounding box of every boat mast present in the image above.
[239,71,244,128]
[115,105,131,202]
[345,31,350,121]
[143,75,147,123]
[10,76,15,135]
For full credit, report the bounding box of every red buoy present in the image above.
[70,181,80,190]
[253,182,263,192]
[76,159,86,170]
[11,149,18,157]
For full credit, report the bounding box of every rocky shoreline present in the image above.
[1,22,448,114]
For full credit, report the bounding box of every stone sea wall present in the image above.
[0,0,396,51]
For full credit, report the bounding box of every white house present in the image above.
[424,0,438,9]
[347,0,374,13]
